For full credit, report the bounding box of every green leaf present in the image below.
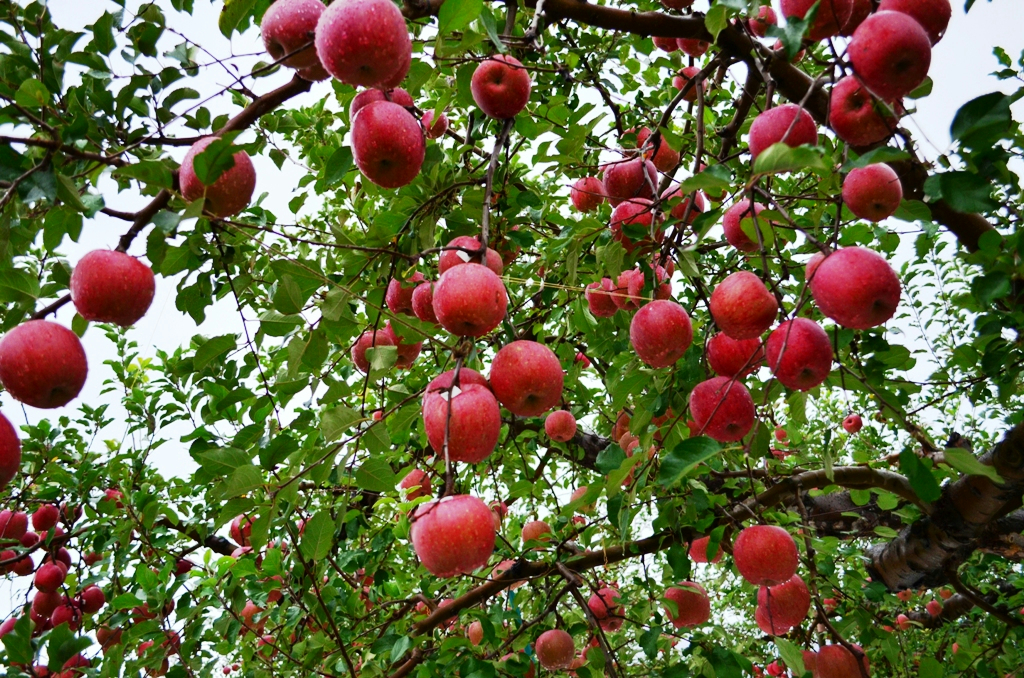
[739,212,774,249]
[194,334,237,371]
[766,10,813,61]
[478,6,507,53]
[197,447,252,477]
[43,207,83,251]
[0,267,40,300]
[752,143,827,176]
[218,0,257,37]
[906,76,933,99]
[943,446,1004,484]
[113,160,174,189]
[951,92,1013,147]
[299,510,335,561]
[923,172,997,213]
[774,639,805,676]
[192,137,239,186]
[918,656,944,678]
[899,449,942,503]
[677,164,733,194]
[46,623,92,672]
[15,79,50,109]
[323,146,353,187]
[595,444,626,475]
[2,614,32,665]
[354,457,398,492]
[222,464,263,498]
[657,437,722,486]
[55,173,87,212]
[273,275,305,315]
[704,3,729,40]
[438,0,483,35]
[843,147,911,171]
[391,635,414,663]
[893,199,932,223]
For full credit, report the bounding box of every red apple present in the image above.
[588,587,622,619]
[611,269,644,311]
[610,199,661,252]
[766,318,833,391]
[471,55,532,119]
[350,87,414,121]
[926,599,942,616]
[756,574,810,633]
[351,101,425,188]
[489,341,564,417]
[677,38,709,56]
[0,414,20,492]
[411,282,439,324]
[662,186,707,225]
[410,494,495,577]
[843,413,863,433]
[350,328,396,373]
[722,199,772,252]
[689,535,723,563]
[399,469,431,500]
[521,520,552,545]
[671,66,706,103]
[635,127,680,172]
[179,137,256,218]
[748,104,818,160]
[80,585,106,614]
[70,250,155,327]
[230,515,254,547]
[260,0,325,70]
[748,5,777,36]
[815,644,870,678]
[0,320,87,409]
[51,603,81,630]
[688,377,756,442]
[33,590,62,617]
[843,163,903,222]
[383,321,422,368]
[809,247,901,329]
[570,177,606,212]
[626,264,672,302]
[710,271,778,340]
[535,629,575,670]
[629,300,693,368]
[0,510,26,538]
[878,0,951,44]
[432,263,508,337]
[31,504,58,532]
[706,332,764,377]
[386,272,426,316]
[849,11,932,102]
[438,235,504,276]
[585,278,618,318]
[545,410,577,442]
[602,157,658,207]
[653,35,678,52]
[779,0,853,41]
[314,0,410,87]
[829,76,901,147]
[422,383,501,463]
[571,485,595,514]
[425,368,490,399]
[422,110,449,139]
[34,562,66,593]
[467,620,484,645]
[733,525,798,586]
[841,0,872,34]
[664,582,711,628]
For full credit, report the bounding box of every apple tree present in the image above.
[0,0,1023,676]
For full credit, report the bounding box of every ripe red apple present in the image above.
[843,413,863,433]
[671,66,706,103]
[386,272,425,316]
[179,137,256,218]
[841,0,872,34]
[653,35,678,52]
[535,629,575,670]
[51,603,81,630]
[70,250,155,327]
[688,377,756,442]
[467,620,484,645]
[80,585,105,614]
[230,515,253,547]
[383,321,422,368]
[34,562,66,593]
[766,318,833,391]
[411,282,439,324]
[809,247,901,329]
[350,87,414,121]
[350,328,396,373]
[662,186,707,225]
[829,76,901,147]
[878,0,951,44]
[756,574,810,633]
[489,341,564,417]
[101,488,124,509]
[471,55,532,119]
[815,644,870,678]
[33,590,61,617]
[31,504,58,532]
[635,127,680,172]
[570,177,605,212]
[848,11,932,102]
[748,104,818,160]
[629,300,693,368]
[0,320,87,409]
[0,414,20,491]
[0,510,27,538]
[422,383,501,463]
[602,157,657,207]
[588,587,622,620]
[843,163,903,222]
[689,535,723,563]
[709,271,778,340]
[351,101,425,189]
[677,38,709,56]
[780,0,853,41]
[425,368,490,399]
[521,520,552,545]
[706,332,764,377]
[722,199,772,252]
[545,410,577,442]
[610,199,661,252]
[399,469,431,500]
[432,263,508,337]
[438,235,504,276]
[422,110,449,139]
[260,0,325,70]
[410,494,495,577]
[314,0,411,87]
[664,582,711,628]
[748,5,777,36]
[585,278,618,318]
[626,264,672,302]
[733,525,798,586]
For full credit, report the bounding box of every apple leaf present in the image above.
[704,3,729,40]
[218,0,257,38]
[438,0,483,36]
[752,143,827,176]
[595,444,626,475]
[657,437,722,486]
[765,7,814,61]
[943,446,1005,484]
[113,160,174,189]
[738,213,774,249]
[774,639,805,677]
[192,136,240,187]
[355,457,398,493]
[842,147,911,171]
[221,464,264,499]
[193,334,237,372]
[2,614,33,665]
[677,164,733,194]
[899,448,942,503]
[299,510,335,561]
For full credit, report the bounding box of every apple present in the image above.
[570,177,606,212]
[843,163,903,222]
[849,11,932,102]
[34,562,66,593]
[733,525,798,586]
[521,520,552,545]
[878,0,951,44]
[748,104,818,160]
[32,504,58,532]
[51,603,81,630]
[772,39,806,62]
[689,377,756,442]
[748,5,777,36]
[575,352,591,368]
[677,38,709,56]
[386,272,426,316]
[471,55,532,119]
[101,488,124,509]
[350,87,414,120]
[815,644,870,678]
[70,250,155,327]
[432,263,508,337]
[411,282,439,324]
[438,235,504,276]
[489,341,564,417]
[809,247,901,329]
[610,199,661,252]
[80,585,106,614]
[399,469,431,500]
[635,127,680,172]
[179,137,256,218]
[351,101,425,189]
[425,368,490,399]
[0,414,20,492]
[662,186,707,225]
[706,332,764,377]
[653,35,678,52]
[626,264,672,302]
[314,0,410,86]
[422,383,501,463]
[612,410,631,446]
[841,0,873,34]
[229,515,254,547]
[535,629,575,670]
[611,269,644,312]
[467,620,484,645]
[629,300,693,368]
[664,582,711,628]
[570,486,595,514]
[350,327,396,373]
[829,76,901,147]
[410,494,495,577]
[33,590,61,617]
[383,321,422,368]
[756,574,810,633]
[843,413,863,433]
[779,0,853,41]
[0,510,26,538]
[602,157,658,206]
[766,318,833,391]
[588,587,622,619]
[722,199,771,252]
[672,66,705,103]
[545,410,577,442]
[709,271,778,340]
[422,110,449,139]
[260,0,325,70]
[689,535,723,563]
[586,279,618,318]
[0,321,87,409]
